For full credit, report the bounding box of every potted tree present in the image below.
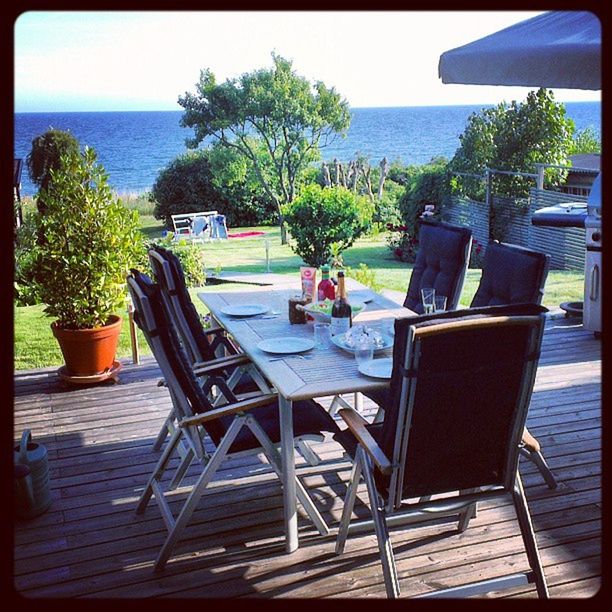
[31,146,145,382]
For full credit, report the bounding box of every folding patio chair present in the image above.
[403,219,473,313]
[347,219,472,417]
[127,270,340,571]
[332,304,549,598]
[470,241,556,489]
[148,245,271,448]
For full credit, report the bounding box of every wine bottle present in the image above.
[317,264,335,301]
[330,271,352,337]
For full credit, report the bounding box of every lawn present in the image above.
[14,215,585,370]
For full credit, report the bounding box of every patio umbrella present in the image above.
[438,11,601,90]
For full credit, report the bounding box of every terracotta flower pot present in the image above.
[51,315,122,377]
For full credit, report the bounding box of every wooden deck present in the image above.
[13,316,601,598]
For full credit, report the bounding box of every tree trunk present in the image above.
[377,157,389,200]
[322,162,331,187]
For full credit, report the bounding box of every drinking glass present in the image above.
[314,322,330,348]
[354,336,375,368]
[434,295,447,313]
[421,287,436,314]
[269,291,285,316]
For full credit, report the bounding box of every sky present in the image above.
[14,10,601,112]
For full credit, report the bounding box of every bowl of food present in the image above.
[331,324,393,354]
[301,299,365,323]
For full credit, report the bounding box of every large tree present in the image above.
[178,53,351,243]
[450,88,575,199]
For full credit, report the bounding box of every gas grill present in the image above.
[531,173,601,335]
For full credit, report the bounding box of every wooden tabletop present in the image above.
[199,283,415,401]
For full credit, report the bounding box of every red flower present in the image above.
[394,247,403,257]
[398,225,408,232]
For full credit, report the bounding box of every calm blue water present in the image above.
[14,102,600,197]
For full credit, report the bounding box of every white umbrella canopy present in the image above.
[438,11,601,90]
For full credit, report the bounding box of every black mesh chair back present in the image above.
[470,241,550,307]
[127,269,228,444]
[149,245,217,364]
[380,305,546,504]
[404,219,473,313]
[333,303,550,598]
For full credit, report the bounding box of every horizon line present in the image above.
[15,99,601,114]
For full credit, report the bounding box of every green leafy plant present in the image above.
[151,234,207,287]
[450,88,575,199]
[344,263,383,293]
[26,129,81,217]
[31,147,145,329]
[283,184,374,267]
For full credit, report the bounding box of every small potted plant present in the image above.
[31,146,145,382]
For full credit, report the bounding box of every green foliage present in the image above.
[151,235,207,287]
[450,88,575,198]
[344,263,383,293]
[26,129,80,191]
[178,53,352,242]
[206,142,277,226]
[30,147,145,329]
[150,151,228,228]
[568,127,601,155]
[397,160,449,238]
[14,210,43,306]
[283,184,374,267]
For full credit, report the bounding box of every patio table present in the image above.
[199,280,415,552]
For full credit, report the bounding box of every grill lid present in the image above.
[587,173,601,217]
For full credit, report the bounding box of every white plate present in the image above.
[220,303,269,317]
[349,290,374,304]
[331,332,393,354]
[358,357,393,379]
[257,337,315,355]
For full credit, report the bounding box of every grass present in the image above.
[13,212,585,370]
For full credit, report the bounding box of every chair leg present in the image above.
[152,410,175,451]
[154,417,245,571]
[296,438,321,466]
[136,427,183,514]
[521,447,557,489]
[168,446,195,490]
[358,447,400,598]
[512,474,549,598]
[335,458,362,555]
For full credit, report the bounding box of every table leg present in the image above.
[279,394,298,552]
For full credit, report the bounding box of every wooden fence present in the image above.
[443,188,586,271]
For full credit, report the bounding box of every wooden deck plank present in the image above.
[12,317,601,599]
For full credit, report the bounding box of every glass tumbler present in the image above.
[354,336,374,369]
[434,295,447,312]
[421,287,436,314]
[313,322,330,348]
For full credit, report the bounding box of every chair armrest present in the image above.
[338,408,393,475]
[192,353,251,375]
[179,393,279,427]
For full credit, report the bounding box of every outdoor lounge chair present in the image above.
[331,304,549,598]
[470,241,556,489]
[127,269,340,571]
[403,219,473,313]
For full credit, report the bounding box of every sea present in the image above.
[14,102,601,198]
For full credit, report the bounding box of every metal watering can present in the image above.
[14,429,52,519]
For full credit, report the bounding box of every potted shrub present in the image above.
[31,146,145,381]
